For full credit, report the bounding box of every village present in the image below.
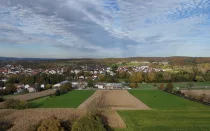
[0,61,169,95]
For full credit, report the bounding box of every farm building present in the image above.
[53,80,70,88]
[95,83,123,90]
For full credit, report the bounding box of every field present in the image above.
[30,90,95,108]
[116,110,210,131]
[128,90,209,110]
[78,90,151,110]
[115,89,210,131]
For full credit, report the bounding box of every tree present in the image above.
[87,80,95,88]
[5,84,16,94]
[164,83,174,92]
[37,116,64,131]
[129,83,138,88]
[159,83,165,90]
[163,72,172,82]
[147,72,155,82]
[72,113,106,131]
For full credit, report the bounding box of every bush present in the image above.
[174,90,182,95]
[4,99,29,109]
[164,83,174,92]
[158,83,165,90]
[54,90,60,96]
[0,120,13,131]
[37,116,64,131]
[72,113,106,131]
[129,83,138,88]
[0,96,4,102]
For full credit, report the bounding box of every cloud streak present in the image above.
[0,0,210,58]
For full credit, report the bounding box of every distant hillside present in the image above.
[0,56,56,61]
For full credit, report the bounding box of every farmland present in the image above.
[116,110,210,131]
[115,89,210,131]
[30,90,95,108]
[128,90,209,110]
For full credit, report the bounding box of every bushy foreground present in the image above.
[4,99,29,109]
[32,112,110,131]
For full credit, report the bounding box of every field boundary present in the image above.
[163,90,210,106]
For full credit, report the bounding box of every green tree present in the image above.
[72,113,106,131]
[5,84,16,94]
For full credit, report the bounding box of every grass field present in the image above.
[128,90,209,110]
[115,90,210,131]
[116,110,210,131]
[29,90,95,108]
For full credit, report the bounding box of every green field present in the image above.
[115,89,210,131]
[128,90,209,110]
[116,110,210,131]
[30,90,95,108]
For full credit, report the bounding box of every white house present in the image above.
[41,84,45,89]
[28,87,35,93]
[25,84,30,89]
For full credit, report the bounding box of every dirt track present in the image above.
[78,90,151,110]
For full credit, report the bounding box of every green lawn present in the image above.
[116,110,210,131]
[29,90,95,108]
[128,90,209,110]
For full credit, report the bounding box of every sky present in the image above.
[0,0,210,58]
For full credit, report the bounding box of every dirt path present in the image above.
[78,90,151,110]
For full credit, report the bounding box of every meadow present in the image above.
[115,89,210,131]
[116,110,210,131]
[128,90,209,110]
[30,90,95,108]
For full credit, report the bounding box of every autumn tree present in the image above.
[164,83,174,92]
[147,72,155,82]
[159,83,165,90]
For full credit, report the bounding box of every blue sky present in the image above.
[0,0,210,58]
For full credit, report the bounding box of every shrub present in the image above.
[181,93,185,96]
[4,99,29,109]
[0,120,13,131]
[72,113,106,131]
[174,90,181,95]
[37,116,64,131]
[129,83,138,88]
[54,90,60,96]
[0,96,4,102]
[164,83,174,92]
[158,83,165,90]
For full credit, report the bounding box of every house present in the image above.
[53,80,70,88]
[72,82,79,88]
[95,83,105,89]
[25,84,30,89]
[41,84,45,89]
[28,87,36,93]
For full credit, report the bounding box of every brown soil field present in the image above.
[0,108,125,130]
[6,89,55,101]
[77,90,151,110]
[181,90,210,101]
[0,90,55,108]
